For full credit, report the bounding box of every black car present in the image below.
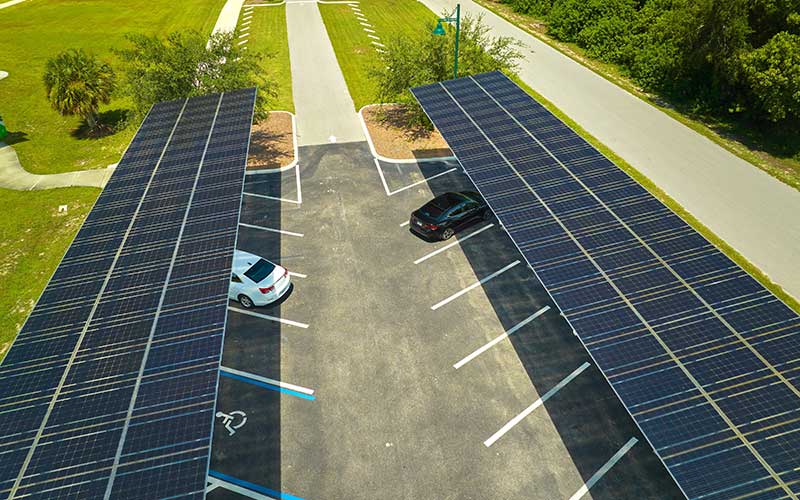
[410,191,491,240]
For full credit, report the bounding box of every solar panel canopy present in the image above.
[412,72,800,500]
[0,88,255,499]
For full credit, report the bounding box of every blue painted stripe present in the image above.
[220,371,315,400]
[208,470,304,500]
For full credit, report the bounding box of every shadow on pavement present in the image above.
[209,169,287,498]
[414,160,683,500]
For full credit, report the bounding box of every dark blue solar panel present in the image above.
[0,89,255,499]
[413,71,800,500]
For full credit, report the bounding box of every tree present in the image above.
[42,49,116,130]
[740,32,800,121]
[115,30,275,119]
[373,14,523,127]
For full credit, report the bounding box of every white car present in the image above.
[229,250,292,308]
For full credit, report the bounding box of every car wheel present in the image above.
[482,208,492,221]
[238,294,255,309]
[441,228,455,240]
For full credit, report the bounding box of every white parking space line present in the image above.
[431,260,520,311]
[244,162,302,204]
[360,22,372,27]
[220,365,315,395]
[228,306,309,329]
[569,437,638,500]
[239,222,304,237]
[454,306,550,369]
[374,158,458,196]
[400,220,410,227]
[288,271,307,278]
[484,362,590,447]
[414,223,494,265]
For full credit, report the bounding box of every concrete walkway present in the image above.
[0,143,112,190]
[211,0,246,35]
[421,0,800,301]
[286,2,365,146]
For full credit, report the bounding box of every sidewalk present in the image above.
[211,0,246,35]
[421,0,800,300]
[286,2,365,146]
[0,143,112,190]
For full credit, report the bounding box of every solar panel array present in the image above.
[0,88,255,499]
[412,72,800,500]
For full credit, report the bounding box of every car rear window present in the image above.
[244,258,276,283]
[420,201,445,218]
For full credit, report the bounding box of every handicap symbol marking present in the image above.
[216,410,247,436]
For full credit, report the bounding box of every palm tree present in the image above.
[43,49,116,130]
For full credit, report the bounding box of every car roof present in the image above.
[432,192,468,207]
[232,249,269,274]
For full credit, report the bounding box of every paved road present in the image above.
[0,143,112,190]
[419,0,800,301]
[286,3,365,146]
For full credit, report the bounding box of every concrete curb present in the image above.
[246,111,299,175]
[357,104,457,165]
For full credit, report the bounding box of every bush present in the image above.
[740,32,800,121]
[373,14,524,128]
[115,30,276,120]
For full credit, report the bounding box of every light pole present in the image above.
[433,4,460,80]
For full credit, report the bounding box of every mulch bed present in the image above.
[247,111,295,170]
[362,104,452,160]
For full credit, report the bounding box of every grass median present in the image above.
[238,5,294,112]
[319,0,438,109]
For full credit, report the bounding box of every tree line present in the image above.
[500,0,800,125]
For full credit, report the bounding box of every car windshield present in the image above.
[244,258,276,283]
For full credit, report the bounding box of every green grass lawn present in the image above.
[319,0,438,109]
[0,187,101,360]
[0,0,226,175]
[238,6,294,112]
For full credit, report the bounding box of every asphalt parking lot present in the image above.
[207,142,684,499]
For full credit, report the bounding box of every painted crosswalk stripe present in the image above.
[431,260,520,310]
[454,306,550,369]
[484,362,590,447]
